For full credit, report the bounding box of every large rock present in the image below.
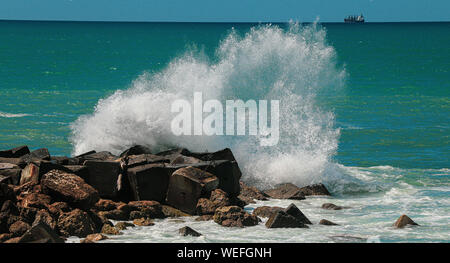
[170,156,202,165]
[0,168,21,185]
[213,206,259,227]
[162,205,190,217]
[284,203,312,224]
[77,151,118,163]
[179,226,202,237]
[63,165,90,181]
[252,206,283,218]
[127,163,170,202]
[0,157,26,168]
[265,203,310,228]
[101,224,122,235]
[0,146,30,158]
[393,215,419,228]
[264,183,306,200]
[19,161,75,185]
[18,222,64,243]
[321,203,345,210]
[120,145,153,157]
[319,219,339,226]
[41,169,99,210]
[189,148,237,162]
[0,183,16,207]
[265,211,308,228]
[126,154,170,168]
[238,182,268,203]
[158,148,241,197]
[83,160,122,199]
[57,209,97,237]
[80,233,108,243]
[298,183,331,196]
[33,209,57,231]
[19,163,40,185]
[94,199,120,211]
[19,192,52,209]
[166,167,219,214]
[169,160,242,197]
[196,189,232,215]
[9,220,31,237]
[155,148,192,161]
[20,148,51,163]
[128,200,165,219]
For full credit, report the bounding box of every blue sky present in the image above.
[0,0,449,22]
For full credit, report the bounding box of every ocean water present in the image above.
[1,21,449,242]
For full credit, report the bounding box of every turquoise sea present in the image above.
[1,21,449,242]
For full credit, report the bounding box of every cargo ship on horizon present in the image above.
[344,14,365,23]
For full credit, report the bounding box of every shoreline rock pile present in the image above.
[0,145,419,243]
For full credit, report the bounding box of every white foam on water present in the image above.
[0,111,31,118]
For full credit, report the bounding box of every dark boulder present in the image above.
[252,206,283,218]
[19,192,52,209]
[189,148,237,162]
[101,224,122,235]
[19,163,40,185]
[0,146,30,158]
[265,203,310,228]
[319,219,339,226]
[213,206,259,227]
[321,203,345,210]
[264,183,306,200]
[19,160,75,185]
[0,157,26,168]
[162,205,190,217]
[196,198,217,215]
[298,183,331,196]
[83,160,122,199]
[265,211,308,228]
[77,151,118,163]
[195,215,213,221]
[33,209,57,231]
[98,209,129,221]
[120,145,153,157]
[393,215,419,228]
[18,222,64,243]
[41,169,99,210]
[127,163,170,202]
[238,182,268,203]
[63,165,90,181]
[115,221,134,230]
[125,154,170,168]
[20,148,51,163]
[80,233,108,243]
[284,203,312,224]
[196,188,232,215]
[0,168,22,185]
[94,199,120,211]
[169,160,242,197]
[170,155,202,165]
[179,226,202,237]
[57,209,97,237]
[128,200,165,219]
[155,148,192,161]
[133,218,154,226]
[166,167,219,214]
[9,220,31,237]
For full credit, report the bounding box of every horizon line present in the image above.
[0,19,449,24]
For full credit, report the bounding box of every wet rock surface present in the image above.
[393,214,419,228]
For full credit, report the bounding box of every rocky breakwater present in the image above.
[0,145,271,242]
[2,144,378,243]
